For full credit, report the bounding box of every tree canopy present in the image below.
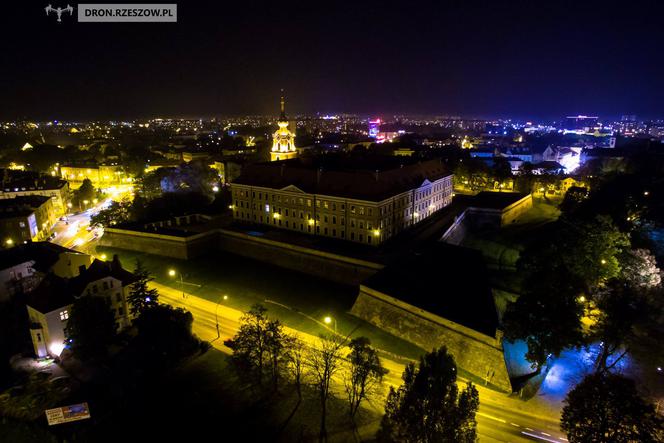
[64,296,116,360]
[561,372,663,443]
[377,347,479,443]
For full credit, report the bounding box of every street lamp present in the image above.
[324,316,337,334]
[168,268,200,299]
[214,294,229,340]
[168,268,185,299]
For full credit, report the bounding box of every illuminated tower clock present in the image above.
[270,90,298,161]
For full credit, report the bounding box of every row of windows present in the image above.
[86,279,115,295]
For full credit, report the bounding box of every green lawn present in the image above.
[98,247,426,362]
[460,199,560,271]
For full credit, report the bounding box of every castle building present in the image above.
[230,158,453,246]
[270,92,298,162]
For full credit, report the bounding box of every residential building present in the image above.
[0,175,70,217]
[0,242,91,301]
[231,157,454,245]
[26,255,138,358]
[0,196,56,244]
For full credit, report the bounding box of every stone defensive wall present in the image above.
[100,224,384,284]
[216,229,384,285]
[351,285,512,392]
[99,227,217,260]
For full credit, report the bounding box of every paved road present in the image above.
[153,281,567,443]
[50,185,133,254]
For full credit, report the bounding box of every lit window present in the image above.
[59,310,69,321]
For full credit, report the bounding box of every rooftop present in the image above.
[0,195,51,218]
[234,156,451,201]
[26,274,74,314]
[0,241,83,272]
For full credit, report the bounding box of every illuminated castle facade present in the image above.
[270,92,298,162]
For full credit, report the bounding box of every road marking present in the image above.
[521,431,561,442]
[525,427,534,431]
[477,412,507,423]
[541,432,551,436]
[510,422,520,427]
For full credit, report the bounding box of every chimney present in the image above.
[111,254,122,271]
[317,167,323,185]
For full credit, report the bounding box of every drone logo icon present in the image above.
[45,4,74,22]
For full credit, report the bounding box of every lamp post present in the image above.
[324,316,337,334]
[168,268,200,299]
[215,294,228,339]
[168,268,185,299]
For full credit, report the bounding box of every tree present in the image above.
[504,215,630,368]
[561,373,663,442]
[132,304,200,367]
[90,199,133,228]
[264,318,290,390]
[503,266,586,369]
[286,335,307,401]
[307,334,345,443]
[344,337,387,419]
[224,304,289,388]
[620,248,662,289]
[377,347,479,443]
[127,260,159,317]
[73,178,96,208]
[559,186,589,214]
[64,296,116,360]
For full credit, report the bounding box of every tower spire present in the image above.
[279,89,286,120]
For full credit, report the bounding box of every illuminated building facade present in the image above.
[60,163,129,186]
[270,93,298,162]
[368,118,380,138]
[0,196,56,244]
[231,158,453,246]
[0,176,70,217]
[26,256,137,358]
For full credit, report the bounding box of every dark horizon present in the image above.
[1,1,663,121]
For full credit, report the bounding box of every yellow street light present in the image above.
[324,315,337,334]
[5,239,13,246]
[373,229,380,236]
[212,185,219,193]
[93,199,98,204]
[578,295,586,303]
[100,254,107,260]
[601,259,607,265]
[168,269,176,277]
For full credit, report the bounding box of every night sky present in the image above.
[1,0,663,120]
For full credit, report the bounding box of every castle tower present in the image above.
[270,90,297,162]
